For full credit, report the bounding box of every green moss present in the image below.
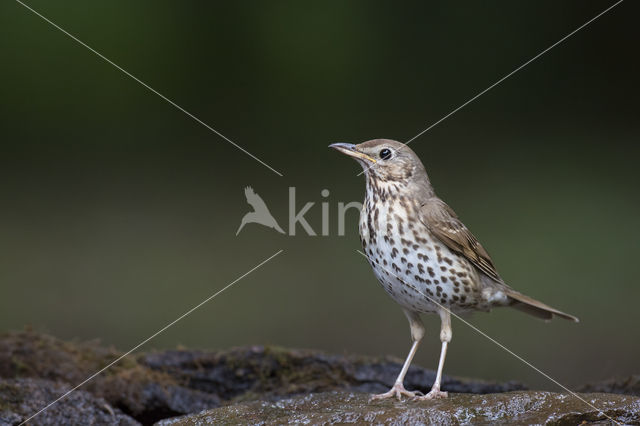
[0,328,179,417]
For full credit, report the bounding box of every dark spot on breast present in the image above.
[440,266,447,271]
[399,196,408,209]
[427,267,435,277]
[444,257,453,266]
[403,248,409,255]
[367,214,375,239]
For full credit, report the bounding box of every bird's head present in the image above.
[329,139,427,185]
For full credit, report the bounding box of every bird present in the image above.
[329,139,578,401]
[236,186,285,235]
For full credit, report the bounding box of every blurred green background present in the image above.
[1,1,638,390]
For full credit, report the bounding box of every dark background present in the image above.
[1,1,638,390]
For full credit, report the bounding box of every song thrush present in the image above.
[330,139,578,401]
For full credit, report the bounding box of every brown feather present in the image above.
[418,198,502,283]
[504,289,579,322]
[419,197,579,322]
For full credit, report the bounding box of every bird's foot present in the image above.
[414,387,448,400]
[370,383,421,401]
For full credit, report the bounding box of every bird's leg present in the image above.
[371,310,424,401]
[417,308,451,400]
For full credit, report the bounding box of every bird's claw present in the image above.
[414,388,448,400]
[370,383,419,401]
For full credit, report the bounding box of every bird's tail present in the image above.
[506,289,579,322]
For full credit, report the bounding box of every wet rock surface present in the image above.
[157,391,640,426]
[1,330,638,425]
[0,377,138,426]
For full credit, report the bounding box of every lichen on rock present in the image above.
[156,391,640,425]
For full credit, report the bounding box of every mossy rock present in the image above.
[4,330,638,425]
[0,377,138,426]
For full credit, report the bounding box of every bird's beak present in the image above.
[329,143,377,163]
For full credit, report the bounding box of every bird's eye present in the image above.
[379,148,392,160]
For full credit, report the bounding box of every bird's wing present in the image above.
[418,198,502,283]
[244,186,269,213]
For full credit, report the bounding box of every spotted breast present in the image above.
[359,178,509,315]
